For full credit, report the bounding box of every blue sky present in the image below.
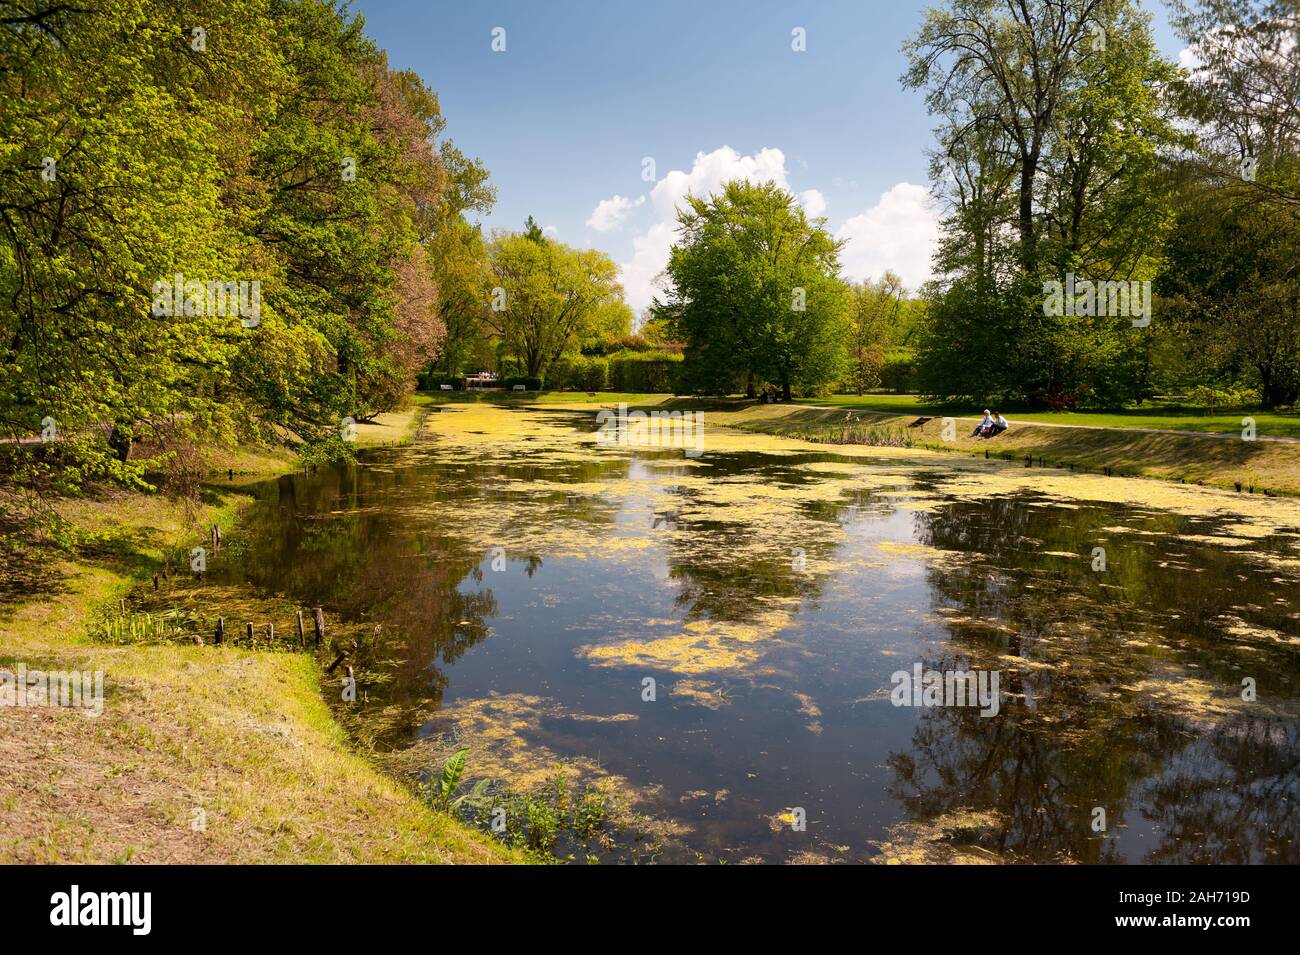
[354,0,1185,311]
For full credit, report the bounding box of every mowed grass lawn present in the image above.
[799,393,1300,439]
[426,388,1300,440]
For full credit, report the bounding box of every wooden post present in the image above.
[119,598,126,613]
[246,622,254,644]
[228,468,233,481]
[267,623,275,643]
[313,607,325,647]
[153,574,159,591]
[215,617,224,645]
[296,610,306,647]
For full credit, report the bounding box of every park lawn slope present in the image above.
[693,403,1300,497]
[0,402,517,864]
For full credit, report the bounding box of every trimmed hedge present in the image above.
[607,350,682,393]
[546,355,609,391]
[417,372,459,390]
[502,376,542,391]
[880,353,915,393]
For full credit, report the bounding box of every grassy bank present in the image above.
[707,402,1300,496]
[796,393,1300,440]
[0,401,517,863]
[428,390,1299,494]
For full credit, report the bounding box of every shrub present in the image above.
[547,356,608,391]
[501,376,542,391]
[607,350,682,393]
[879,352,915,393]
[417,372,460,390]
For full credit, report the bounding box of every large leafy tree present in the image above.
[846,273,905,395]
[1170,0,1300,205]
[485,229,624,379]
[1,0,463,506]
[1158,185,1300,407]
[905,0,1181,405]
[658,180,848,399]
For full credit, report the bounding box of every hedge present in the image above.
[607,350,682,393]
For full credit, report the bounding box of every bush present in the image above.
[1185,384,1261,412]
[501,376,542,391]
[879,352,915,393]
[417,372,459,390]
[607,351,682,393]
[583,335,684,356]
[546,356,609,391]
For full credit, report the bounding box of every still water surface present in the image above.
[216,404,1300,863]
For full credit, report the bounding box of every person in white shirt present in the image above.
[972,409,993,437]
[989,413,1009,436]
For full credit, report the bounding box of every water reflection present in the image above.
[212,406,1300,863]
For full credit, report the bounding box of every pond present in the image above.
[215,403,1300,863]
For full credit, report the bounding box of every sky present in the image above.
[353,0,1186,314]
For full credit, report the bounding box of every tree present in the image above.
[1,0,470,505]
[904,0,1180,406]
[1158,185,1300,407]
[658,180,848,399]
[486,232,624,379]
[1170,0,1300,206]
[846,273,905,394]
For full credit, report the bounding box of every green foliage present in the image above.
[879,352,916,393]
[420,747,490,813]
[1,0,460,501]
[659,180,848,398]
[546,356,609,391]
[486,233,625,379]
[904,0,1184,408]
[607,351,682,393]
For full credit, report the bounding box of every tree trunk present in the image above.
[781,377,792,402]
[745,370,755,399]
[1018,153,1039,274]
[108,425,132,463]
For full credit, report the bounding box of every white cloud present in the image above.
[610,148,940,313]
[619,145,792,312]
[543,224,559,236]
[835,182,940,290]
[798,189,827,218]
[586,194,645,232]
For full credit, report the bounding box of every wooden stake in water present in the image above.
[313,607,325,647]
[215,617,224,645]
[296,610,306,647]
[246,622,254,645]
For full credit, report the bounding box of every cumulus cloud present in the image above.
[835,182,940,290]
[610,147,939,312]
[798,189,827,218]
[586,194,645,232]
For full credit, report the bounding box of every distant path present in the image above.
[797,406,1300,445]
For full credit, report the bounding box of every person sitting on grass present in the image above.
[987,412,1009,437]
[972,409,993,437]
